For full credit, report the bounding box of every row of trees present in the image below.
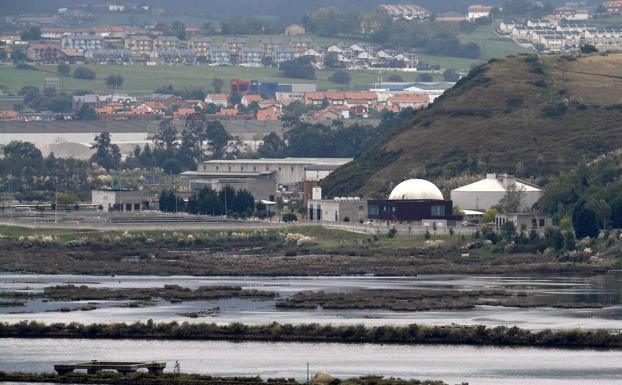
[160,186,255,217]
[538,155,622,238]
[0,141,97,201]
[257,110,412,158]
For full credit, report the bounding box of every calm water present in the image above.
[0,338,621,385]
[2,274,622,330]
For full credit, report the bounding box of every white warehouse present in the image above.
[450,173,543,212]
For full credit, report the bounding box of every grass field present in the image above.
[0,64,437,94]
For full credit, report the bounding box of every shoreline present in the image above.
[0,321,619,349]
[0,372,449,385]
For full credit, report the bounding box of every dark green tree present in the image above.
[572,200,600,238]
[90,132,121,170]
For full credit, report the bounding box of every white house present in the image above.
[467,5,492,21]
[450,173,543,212]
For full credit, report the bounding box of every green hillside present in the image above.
[321,53,622,198]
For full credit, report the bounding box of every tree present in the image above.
[75,104,97,120]
[572,200,600,239]
[611,197,622,229]
[73,67,96,80]
[416,73,434,82]
[564,231,576,251]
[323,52,342,68]
[153,120,178,150]
[330,70,351,84]
[387,74,403,82]
[212,78,225,93]
[482,208,497,224]
[580,44,598,54]
[544,227,564,250]
[499,184,526,213]
[171,20,186,40]
[443,69,460,82]
[257,132,287,157]
[105,74,124,89]
[279,57,315,79]
[57,64,71,76]
[20,26,41,41]
[91,132,121,170]
[3,141,43,164]
[205,120,230,159]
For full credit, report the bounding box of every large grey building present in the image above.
[196,158,351,191]
[61,34,103,52]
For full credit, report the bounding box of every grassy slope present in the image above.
[321,53,622,198]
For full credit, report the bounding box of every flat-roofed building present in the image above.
[91,188,157,212]
[197,158,351,190]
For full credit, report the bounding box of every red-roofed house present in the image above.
[387,94,429,109]
[205,94,229,107]
[256,106,281,121]
[217,107,239,116]
[314,105,350,120]
[240,94,263,107]
[173,108,197,120]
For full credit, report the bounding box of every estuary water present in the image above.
[1,274,622,330]
[0,338,621,385]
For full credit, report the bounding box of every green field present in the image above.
[0,64,435,94]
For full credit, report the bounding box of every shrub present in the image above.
[329,70,351,84]
[73,67,96,80]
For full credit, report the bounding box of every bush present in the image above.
[416,73,434,82]
[387,74,403,82]
[279,57,315,79]
[329,70,351,84]
[73,67,96,80]
[388,227,397,238]
[282,213,297,222]
[57,64,70,76]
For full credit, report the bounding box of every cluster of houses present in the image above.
[497,1,622,53]
[500,18,622,52]
[17,26,420,69]
[378,3,494,23]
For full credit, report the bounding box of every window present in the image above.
[539,218,545,227]
[532,218,537,227]
[431,205,445,217]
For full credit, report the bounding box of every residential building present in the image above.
[124,35,153,53]
[154,36,179,50]
[26,44,67,64]
[239,47,264,67]
[208,45,231,65]
[467,5,493,21]
[379,4,432,20]
[436,11,466,22]
[240,94,263,107]
[290,36,313,53]
[256,106,281,121]
[272,47,296,64]
[188,36,212,55]
[284,24,306,36]
[260,37,283,56]
[387,94,429,109]
[61,33,103,52]
[205,94,229,107]
[314,105,350,120]
[602,0,622,14]
[450,173,544,212]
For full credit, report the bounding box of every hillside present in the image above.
[321,53,622,198]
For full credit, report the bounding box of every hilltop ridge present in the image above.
[321,53,622,198]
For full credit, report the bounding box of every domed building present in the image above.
[368,178,462,222]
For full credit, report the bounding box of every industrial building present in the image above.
[196,158,351,192]
[307,187,367,222]
[450,173,543,212]
[494,212,553,231]
[91,189,157,212]
[180,170,277,201]
[367,179,462,223]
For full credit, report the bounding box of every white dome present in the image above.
[389,179,444,200]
